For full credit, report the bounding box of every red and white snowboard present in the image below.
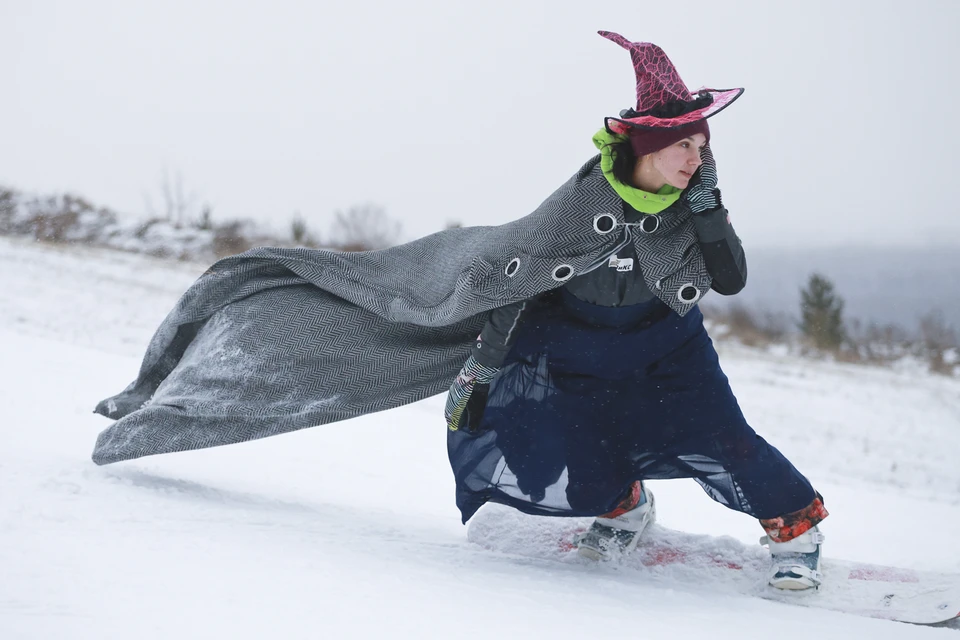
[467,505,960,626]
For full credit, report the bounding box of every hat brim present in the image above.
[606,88,744,134]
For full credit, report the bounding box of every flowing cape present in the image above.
[92,156,710,464]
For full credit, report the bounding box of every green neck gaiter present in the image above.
[592,128,681,214]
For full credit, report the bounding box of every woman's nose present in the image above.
[689,152,703,167]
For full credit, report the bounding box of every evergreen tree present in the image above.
[799,273,847,350]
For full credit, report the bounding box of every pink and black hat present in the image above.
[600,30,744,137]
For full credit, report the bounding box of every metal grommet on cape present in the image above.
[504,258,520,277]
[551,264,574,282]
[677,283,701,304]
[593,213,617,235]
[640,215,660,234]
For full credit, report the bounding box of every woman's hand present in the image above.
[445,355,499,432]
[684,144,722,214]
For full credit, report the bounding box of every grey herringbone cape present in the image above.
[92,156,711,464]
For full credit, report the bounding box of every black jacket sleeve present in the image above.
[470,299,532,368]
[692,206,747,295]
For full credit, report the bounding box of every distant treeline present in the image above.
[703,273,957,376]
[0,184,402,261]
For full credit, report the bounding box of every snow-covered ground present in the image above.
[1,235,958,639]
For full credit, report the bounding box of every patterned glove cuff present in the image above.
[463,355,500,384]
[686,187,722,214]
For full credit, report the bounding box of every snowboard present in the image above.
[467,504,960,626]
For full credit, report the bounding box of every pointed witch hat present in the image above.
[599,31,743,134]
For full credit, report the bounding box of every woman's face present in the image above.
[637,133,708,190]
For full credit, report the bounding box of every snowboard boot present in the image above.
[761,526,825,590]
[575,481,656,562]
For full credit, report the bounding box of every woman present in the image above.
[90,29,826,592]
[444,31,828,591]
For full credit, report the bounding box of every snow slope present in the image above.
[1,236,959,639]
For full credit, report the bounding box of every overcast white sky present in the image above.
[3,0,958,248]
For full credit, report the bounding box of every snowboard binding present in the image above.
[762,526,825,591]
[575,484,657,562]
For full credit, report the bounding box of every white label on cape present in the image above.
[616,258,634,272]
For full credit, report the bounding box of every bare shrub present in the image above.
[196,204,214,231]
[919,310,959,375]
[0,187,19,233]
[290,212,321,247]
[20,194,117,243]
[847,320,907,364]
[328,204,401,251]
[291,213,308,244]
[135,217,165,239]
[704,303,788,347]
[724,303,765,347]
[144,169,200,228]
[212,221,255,258]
